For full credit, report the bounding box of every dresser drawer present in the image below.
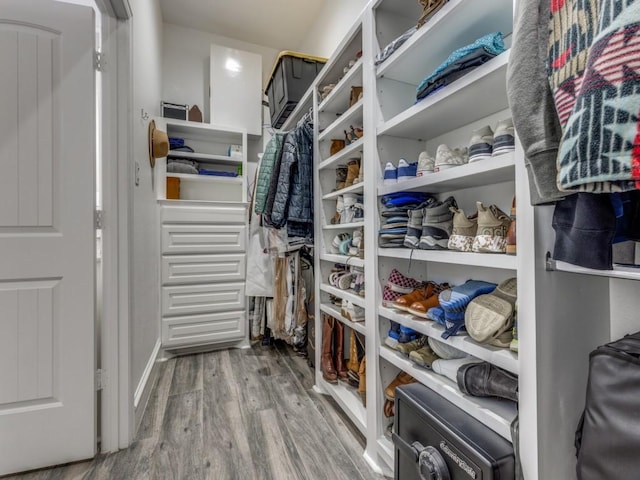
[162,310,246,348]
[162,224,246,254]
[162,282,246,317]
[162,254,246,285]
[161,204,247,224]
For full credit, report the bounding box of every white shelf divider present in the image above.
[378,248,517,270]
[318,138,364,170]
[549,258,640,281]
[379,346,516,440]
[378,153,515,195]
[320,303,367,336]
[379,307,519,374]
[320,284,366,308]
[318,98,364,142]
[318,58,363,114]
[318,378,367,435]
[324,221,365,230]
[323,182,364,200]
[320,253,365,268]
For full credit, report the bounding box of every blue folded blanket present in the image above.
[198,169,238,177]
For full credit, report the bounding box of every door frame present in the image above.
[93,0,133,453]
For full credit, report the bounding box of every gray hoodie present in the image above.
[506,0,571,205]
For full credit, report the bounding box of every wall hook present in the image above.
[140,108,149,121]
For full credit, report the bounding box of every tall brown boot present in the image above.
[358,356,367,407]
[506,196,517,255]
[346,330,360,373]
[334,321,349,381]
[321,315,338,383]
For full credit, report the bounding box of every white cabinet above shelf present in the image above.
[377,51,510,141]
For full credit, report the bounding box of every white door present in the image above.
[0,0,96,475]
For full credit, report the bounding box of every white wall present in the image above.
[297,0,368,58]
[162,23,279,124]
[129,0,163,408]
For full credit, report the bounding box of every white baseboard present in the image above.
[133,338,162,431]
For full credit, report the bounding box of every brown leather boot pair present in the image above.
[321,315,348,383]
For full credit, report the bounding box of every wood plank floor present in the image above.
[5,343,387,480]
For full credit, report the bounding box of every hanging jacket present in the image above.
[254,133,285,215]
[270,121,314,229]
[506,0,570,205]
[264,131,291,223]
[549,0,640,192]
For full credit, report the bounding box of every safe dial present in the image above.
[416,444,451,480]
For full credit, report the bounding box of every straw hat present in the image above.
[148,119,169,168]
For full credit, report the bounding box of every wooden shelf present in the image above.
[377,51,510,141]
[318,58,363,114]
[167,150,241,164]
[317,378,366,435]
[378,248,517,270]
[166,173,243,184]
[323,221,365,230]
[318,98,364,142]
[320,253,365,268]
[377,153,515,195]
[320,304,367,336]
[318,138,364,170]
[379,307,519,374]
[320,284,366,308]
[323,182,364,200]
[376,0,514,86]
[380,346,516,440]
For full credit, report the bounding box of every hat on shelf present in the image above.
[148,119,169,168]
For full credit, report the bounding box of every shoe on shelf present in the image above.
[399,325,419,343]
[468,125,494,163]
[434,144,468,172]
[432,357,480,383]
[345,159,360,187]
[393,282,439,311]
[457,361,518,402]
[407,283,449,318]
[358,356,367,406]
[330,195,344,224]
[510,304,519,353]
[397,158,418,181]
[403,206,424,248]
[409,344,441,369]
[331,233,351,254]
[396,336,427,356]
[383,162,397,185]
[472,202,512,253]
[447,207,478,252]
[384,371,418,401]
[330,139,345,156]
[321,315,338,383]
[492,118,515,157]
[428,337,468,360]
[341,193,359,224]
[382,269,423,307]
[419,196,457,250]
[506,196,517,255]
[335,164,348,190]
[341,299,365,322]
[417,151,435,176]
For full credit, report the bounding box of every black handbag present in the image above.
[576,331,640,479]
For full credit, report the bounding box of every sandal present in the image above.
[332,233,351,254]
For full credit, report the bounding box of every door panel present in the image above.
[0,1,95,475]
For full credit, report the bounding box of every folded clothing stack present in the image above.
[416,32,506,101]
[379,192,433,248]
[167,158,199,174]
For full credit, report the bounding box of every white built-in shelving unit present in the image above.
[308,1,624,479]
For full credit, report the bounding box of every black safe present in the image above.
[393,383,514,480]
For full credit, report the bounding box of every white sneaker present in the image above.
[492,118,515,156]
[383,162,397,185]
[434,145,468,172]
[468,125,494,163]
[417,151,435,176]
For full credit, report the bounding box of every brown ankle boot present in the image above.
[506,196,516,255]
[321,315,338,383]
[358,356,366,407]
[334,321,349,381]
[344,159,360,187]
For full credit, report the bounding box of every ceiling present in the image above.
[159,0,326,51]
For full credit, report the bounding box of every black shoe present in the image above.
[456,361,518,402]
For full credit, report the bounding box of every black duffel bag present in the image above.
[576,331,640,479]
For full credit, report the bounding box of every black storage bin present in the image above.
[394,383,514,480]
[265,51,326,129]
